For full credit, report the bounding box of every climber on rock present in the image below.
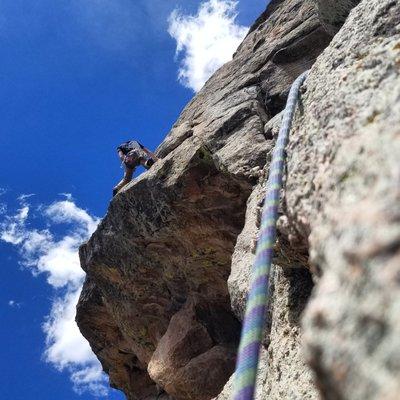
[113,140,159,196]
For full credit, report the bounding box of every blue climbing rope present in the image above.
[231,70,309,400]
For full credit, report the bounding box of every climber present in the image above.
[112,140,159,196]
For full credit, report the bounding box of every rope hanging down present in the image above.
[232,70,309,400]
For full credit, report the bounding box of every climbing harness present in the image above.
[231,71,309,400]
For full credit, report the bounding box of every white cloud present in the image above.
[18,193,35,202]
[43,288,107,396]
[44,289,97,368]
[0,199,98,288]
[59,193,73,200]
[0,197,105,396]
[8,300,21,308]
[168,0,248,91]
[0,206,30,245]
[0,189,7,214]
[45,199,99,235]
[71,366,109,397]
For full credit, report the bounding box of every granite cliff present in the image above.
[76,0,400,399]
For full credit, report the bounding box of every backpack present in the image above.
[117,140,144,155]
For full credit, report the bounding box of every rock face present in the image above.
[288,0,400,398]
[315,0,361,35]
[76,0,400,399]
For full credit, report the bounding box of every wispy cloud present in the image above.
[168,0,248,92]
[8,299,22,308]
[43,288,108,396]
[0,188,6,215]
[0,195,105,396]
[0,203,7,215]
[18,193,35,202]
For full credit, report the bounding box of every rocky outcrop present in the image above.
[76,0,400,399]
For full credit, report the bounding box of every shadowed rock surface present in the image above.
[315,0,361,35]
[76,0,399,399]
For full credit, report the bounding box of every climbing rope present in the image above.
[232,70,309,400]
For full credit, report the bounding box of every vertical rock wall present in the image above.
[287,0,400,398]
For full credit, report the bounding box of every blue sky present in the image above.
[0,1,266,399]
